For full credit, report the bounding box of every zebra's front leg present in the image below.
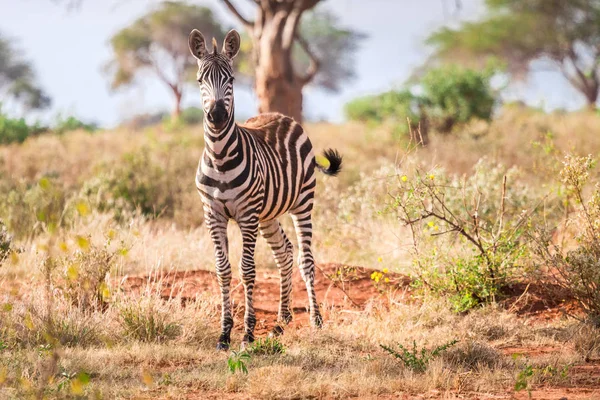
[260,219,294,335]
[238,216,260,347]
[291,209,323,328]
[207,214,233,351]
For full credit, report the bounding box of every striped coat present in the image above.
[189,29,341,350]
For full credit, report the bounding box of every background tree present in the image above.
[106,1,224,119]
[345,64,497,145]
[0,34,51,111]
[221,0,364,122]
[426,0,600,109]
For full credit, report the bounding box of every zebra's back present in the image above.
[239,113,316,221]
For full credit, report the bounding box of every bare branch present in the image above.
[282,8,302,50]
[221,0,254,31]
[296,0,321,11]
[296,34,320,86]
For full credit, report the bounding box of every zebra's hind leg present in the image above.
[291,206,323,328]
[237,216,260,348]
[260,219,294,336]
[207,213,233,351]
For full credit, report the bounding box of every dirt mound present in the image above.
[500,281,581,322]
[121,263,411,335]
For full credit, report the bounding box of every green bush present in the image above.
[53,115,98,135]
[162,107,204,131]
[0,111,46,144]
[82,149,174,220]
[249,337,286,355]
[0,177,72,240]
[81,142,204,227]
[420,64,496,133]
[344,89,421,137]
[344,64,497,138]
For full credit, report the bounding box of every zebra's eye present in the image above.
[227,76,234,84]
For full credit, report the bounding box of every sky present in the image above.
[0,0,588,127]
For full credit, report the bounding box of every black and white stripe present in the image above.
[189,29,342,350]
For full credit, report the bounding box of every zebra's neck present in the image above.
[203,111,239,165]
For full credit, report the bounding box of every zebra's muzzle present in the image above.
[207,99,228,130]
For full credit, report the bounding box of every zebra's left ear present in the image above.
[222,29,241,60]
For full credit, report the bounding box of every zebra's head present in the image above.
[188,29,241,131]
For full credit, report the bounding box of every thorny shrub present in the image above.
[380,339,459,372]
[532,154,600,325]
[389,158,543,312]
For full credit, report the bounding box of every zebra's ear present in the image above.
[222,29,241,60]
[189,29,207,60]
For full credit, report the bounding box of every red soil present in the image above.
[116,263,600,399]
[120,263,411,335]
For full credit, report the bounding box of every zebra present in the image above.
[188,28,342,350]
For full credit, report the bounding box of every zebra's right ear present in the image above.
[189,29,207,60]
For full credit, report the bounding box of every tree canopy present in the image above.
[234,8,365,92]
[293,10,365,92]
[427,0,600,107]
[106,1,225,117]
[0,34,50,111]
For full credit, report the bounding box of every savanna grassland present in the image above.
[1,107,600,399]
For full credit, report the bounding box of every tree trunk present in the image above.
[584,87,598,110]
[255,58,303,122]
[222,0,321,123]
[251,9,305,122]
[172,88,182,120]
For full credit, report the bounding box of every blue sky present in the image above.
[1,0,587,127]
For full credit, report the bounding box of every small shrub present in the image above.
[119,301,181,343]
[53,115,98,135]
[57,241,119,311]
[532,154,600,325]
[228,350,251,374]
[391,159,539,311]
[443,340,501,371]
[0,177,72,240]
[571,323,600,361]
[380,339,458,372]
[249,337,286,355]
[0,110,46,144]
[513,357,570,394]
[46,311,103,348]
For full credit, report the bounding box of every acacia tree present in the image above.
[221,0,364,122]
[0,34,50,111]
[106,2,224,118]
[427,0,600,108]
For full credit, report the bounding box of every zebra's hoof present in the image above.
[269,325,285,337]
[216,341,230,351]
[242,334,254,347]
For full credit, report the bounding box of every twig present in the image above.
[315,264,360,307]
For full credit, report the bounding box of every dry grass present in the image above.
[2,109,600,398]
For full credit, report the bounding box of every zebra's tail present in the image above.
[316,148,343,176]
